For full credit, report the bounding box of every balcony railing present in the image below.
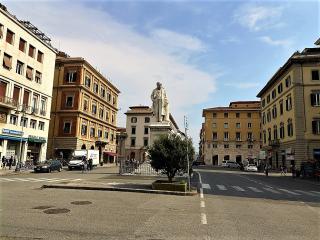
[0,96,17,109]
[269,139,280,147]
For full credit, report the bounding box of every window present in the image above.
[247,113,252,118]
[236,132,241,141]
[26,66,33,80]
[263,131,266,144]
[212,113,217,118]
[93,82,99,93]
[100,87,105,98]
[16,61,24,75]
[131,126,136,135]
[104,131,109,139]
[272,89,276,99]
[145,117,150,123]
[280,123,285,139]
[30,119,37,129]
[267,110,271,122]
[131,137,136,147]
[81,124,87,136]
[279,100,284,115]
[12,86,20,105]
[131,117,137,123]
[224,144,229,149]
[248,145,253,149]
[224,132,229,141]
[111,133,114,142]
[19,38,26,52]
[267,128,271,141]
[212,123,216,128]
[111,114,115,124]
[311,92,320,106]
[285,76,291,87]
[66,71,77,83]
[287,119,293,137]
[212,132,217,141]
[113,96,117,105]
[31,95,38,113]
[40,98,46,115]
[107,92,111,102]
[273,125,278,139]
[247,132,253,140]
[35,71,42,83]
[212,144,217,148]
[311,70,320,81]
[272,105,277,118]
[278,83,283,94]
[144,138,148,147]
[99,108,104,119]
[63,122,71,133]
[38,121,45,130]
[92,103,97,115]
[262,99,265,108]
[90,127,95,137]
[0,23,3,38]
[248,123,252,128]
[224,113,228,118]
[236,113,240,118]
[236,144,241,149]
[98,129,103,138]
[20,117,28,128]
[37,51,43,63]
[85,76,91,87]
[83,99,88,111]
[144,127,149,135]
[6,29,14,44]
[10,115,18,125]
[3,53,12,69]
[28,45,35,58]
[23,90,30,106]
[286,95,292,111]
[66,96,73,107]
[266,94,270,103]
[224,123,228,128]
[262,112,266,124]
[312,120,320,134]
[236,123,240,128]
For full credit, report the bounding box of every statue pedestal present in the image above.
[149,122,172,146]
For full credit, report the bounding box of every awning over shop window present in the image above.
[28,137,46,143]
[0,135,27,142]
[104,151,117,157]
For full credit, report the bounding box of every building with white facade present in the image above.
[0,5,56,164]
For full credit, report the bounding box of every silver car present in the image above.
[226,161,240,168]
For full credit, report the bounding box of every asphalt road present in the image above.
[0,166,319,240]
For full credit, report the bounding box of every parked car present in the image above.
[221,160,228,167]
[244,164,258,172]
[226,161,240,168]
[192,160,205,166]
[34,160,62,173]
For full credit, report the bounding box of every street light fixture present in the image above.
[184,116,190,192]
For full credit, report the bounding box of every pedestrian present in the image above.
[291,165,296,178]
[283,165,287,176]
[82,157,87,173]
[8,156,13,170]
[88,158,93,171]
[280,165,285,176]
[265,164,269,177]
[2,156,7,170]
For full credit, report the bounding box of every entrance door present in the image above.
[236,155,242,164]
[212,155,218,166]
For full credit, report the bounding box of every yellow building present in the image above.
[257,44,320,169]
[47,52,120,164]
[202,101,261,165]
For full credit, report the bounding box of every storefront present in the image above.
[27,135,46,164]
[103,151,117,163]
[0,129,27,162]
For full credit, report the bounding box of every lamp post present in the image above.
[15,105,26,172]
[184,116,190,192]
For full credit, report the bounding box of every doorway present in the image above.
[212,155,218,165]
[236,155,242,164]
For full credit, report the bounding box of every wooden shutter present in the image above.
[28,45,34,57]
[0,25,3,38]
[26,67,33,80]
[6,30,13,43]
[0,82,7,98]
[73,72,77,82]
[37,51,43,62]
[19,39,25,52]
[3,54,12,69]
[13,87,20,102]
[65,72,70,82]
[311,94,315,106]
[312,121,317,134]
[23,91,30,106]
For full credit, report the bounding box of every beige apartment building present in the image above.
[257,43,320,169]
[202,101,261,166]
[0,5,56,163]
[47,53,120,164]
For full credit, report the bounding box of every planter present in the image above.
[152,180,187,192]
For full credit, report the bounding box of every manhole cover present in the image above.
[70,201,92,205]
[33,205,54,210]
[43,208,70,214]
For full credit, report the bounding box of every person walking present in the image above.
[265,164,269,177]
[88,158,93,171]
[2,156,7,170]
[280,165,284,176]
[8,156,13,170]
[82,157,87,173]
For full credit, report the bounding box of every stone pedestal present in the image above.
[149,122,172,146]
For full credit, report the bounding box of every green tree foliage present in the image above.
[148,133,195,182]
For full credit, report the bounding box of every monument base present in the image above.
[149,122,172,146]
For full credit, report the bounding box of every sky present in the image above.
[4,0,319,150]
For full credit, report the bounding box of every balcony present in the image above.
[0,96,17,110]
[269,139,280,147]
[40,110,46,116]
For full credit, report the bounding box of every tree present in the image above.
[148,133,195,182]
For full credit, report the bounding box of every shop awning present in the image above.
[104,151,117,157]
[28,137,46,143]
[0,135,27,142]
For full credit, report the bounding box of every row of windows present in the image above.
[212,112,252,118]
[262,95,292,124]
[207,143,255,149]
[212,132,255,141]
[130,137,149,147]
[2,52,43,84]
[262,119,294,143]
[131,126,149,135]
[213,122,254,129]
[0,24,44,63]
[131,117,150,123]
[9,114,45,130]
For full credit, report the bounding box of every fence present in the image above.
[119,159,164,176]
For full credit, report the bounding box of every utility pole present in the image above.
[184,116,190,191]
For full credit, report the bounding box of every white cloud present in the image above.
[234,4,284,31]
[5,1,216,145]
[259,36,293,47]
[225,82,260,89]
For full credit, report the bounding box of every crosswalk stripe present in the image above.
[202,183,211,189]
[0,177,81,183]
[0,178,15,181]
[248,187,263,193]
[232,186,245,192]
[263,187,280,194]
[278,188,301,195]
[216,185,227,190]
[10,178,30,182]
[295,190,318,197]
[310,191,320,196]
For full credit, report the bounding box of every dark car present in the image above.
[192,161,205,166]
[34,160,62,173]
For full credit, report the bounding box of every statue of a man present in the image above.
[151,82,169,122]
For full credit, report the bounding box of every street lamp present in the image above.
[15,105,27,172]
[184,116,190,192]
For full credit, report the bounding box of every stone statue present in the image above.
[151,82,169,122]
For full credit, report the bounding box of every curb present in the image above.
[0,170,32,176]
[41,184,198,196]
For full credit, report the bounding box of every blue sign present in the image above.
[2,129,23,136]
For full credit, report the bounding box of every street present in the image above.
[0,166,319,240]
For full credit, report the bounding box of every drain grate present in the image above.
[33,205,54,210]
[70,201,92,205]
[43,208,70,214]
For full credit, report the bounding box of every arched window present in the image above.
[280,122,285,139]
[273,125,278,140]
[131,117,137,123]
[145,117,150,123]
[287,119,293,137]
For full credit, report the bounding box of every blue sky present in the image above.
[5,0,319,149]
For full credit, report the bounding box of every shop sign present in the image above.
[2,129,23,136]
[28,135,46,143]
[0,112,7,123]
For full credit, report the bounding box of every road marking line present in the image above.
[46,178,72,182]
[232,186,245,192]
[216,185,227,190]
[200,188,204,199]
[295,190,318,197]
[201,213,207,225]
[278,188,301,195]
[248,187,263,193]
[0,178,15,181]
[202,183,211,189]
[10,178,30,181]
[263,188,280,194]
[200,201,205,208]
[310,191,320,196]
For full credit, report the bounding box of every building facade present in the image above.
[47,53,120,163]
[0,5,56,164]
[202,101,261,166]
[257,45,320,169]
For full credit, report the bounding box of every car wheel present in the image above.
[48,168,51,173]
[58,167,62,172]
[68,167,72,171]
